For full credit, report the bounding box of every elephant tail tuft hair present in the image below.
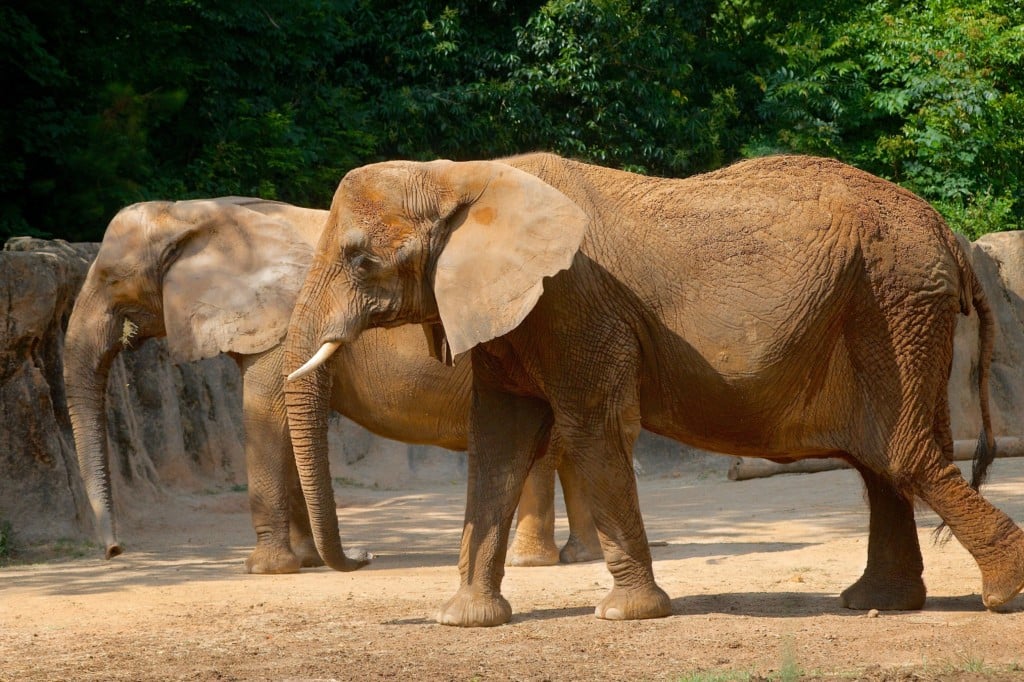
[949,237,997,492]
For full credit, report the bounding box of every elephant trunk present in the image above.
[283,283,371,572]
[63,294,123,559]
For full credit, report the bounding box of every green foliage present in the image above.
[0,519,13,562]
[0,0,375,241]
[853,0,1024,236]
[935,191,1018,241]
[497,0,738,175]
[0,0,1021,240]
[752,0,1024,236]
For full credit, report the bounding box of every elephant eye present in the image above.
[349,250,380,275]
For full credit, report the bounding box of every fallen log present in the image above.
[727,437,1024,481]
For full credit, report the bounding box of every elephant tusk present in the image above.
[287,341,341,381]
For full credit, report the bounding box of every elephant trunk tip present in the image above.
[105,543,124,560]
[325,548,374,572]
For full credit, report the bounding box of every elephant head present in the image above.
[283,157,588,570]
[64,197,323,558]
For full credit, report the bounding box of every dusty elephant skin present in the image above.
[284,152,1024,627]
[62,197,599,574]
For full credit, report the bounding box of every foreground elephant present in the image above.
[63,197,600,573]
[285,152,1024,626]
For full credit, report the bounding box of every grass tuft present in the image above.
[777,636,802,682]
[0,520,14,562]
[954,650,988,674]
[675,671,752,682]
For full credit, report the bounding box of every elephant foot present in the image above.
[291,537,325,568]
[436,586,513,627]
[245,544,302,575]
[979,541,1024,610]
[559,533,603,564]
[506,535,560,567]
[595,584,672,621]
[840,573,926,611]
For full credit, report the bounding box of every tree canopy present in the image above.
[2,0,1021,241]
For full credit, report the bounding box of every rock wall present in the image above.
[950,233,1024,439]
[1,231,1022,549]
[0,237,467,549]
[0,238,250,545]
[1,240,95,544]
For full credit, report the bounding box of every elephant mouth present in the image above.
[287,340,342,381]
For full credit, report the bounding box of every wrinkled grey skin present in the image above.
[64,197,600,574]
[283,153,1023,627]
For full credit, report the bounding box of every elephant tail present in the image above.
[959,245,997,492]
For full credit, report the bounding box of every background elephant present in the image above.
[63,197,600,573]
[284,152,1024,627]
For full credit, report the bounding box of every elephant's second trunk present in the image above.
[284,327,371,573]
[63,301,122,559]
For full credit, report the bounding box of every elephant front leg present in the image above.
[244,432,302,574]
[437,386,553,627]
[841,466,925,610]
[507,448,560,567]
[240,353,304,575]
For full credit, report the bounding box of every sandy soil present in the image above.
[3,458,1024,681]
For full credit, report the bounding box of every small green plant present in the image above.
[954,650,988,674]
[230,483,248,493]
[776,636,802,682]
[675,671,751,682]
[49,538,96,560]
[0,520,14,561]
[9,537,99,565]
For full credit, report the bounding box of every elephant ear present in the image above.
[430,161,588,356]
[162,199,321,363]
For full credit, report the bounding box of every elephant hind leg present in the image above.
[506,447,603,567]
[557,455,603,564]
[849,302,1023,609]
[911,453,1024,609]
[244,434,304,574]
[903,339,1023,608]
[507,446,560,567]
[840,464,925,610]
[883,399,1023,609]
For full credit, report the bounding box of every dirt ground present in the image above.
[3,457,1024,681]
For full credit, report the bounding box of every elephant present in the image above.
[63,196,601,574]
[283,152,1024,627]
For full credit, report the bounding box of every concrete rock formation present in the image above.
[950,233,1024,439]
[1,231,1022,550]
[1,238,248,546]
[0,237,465,551]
